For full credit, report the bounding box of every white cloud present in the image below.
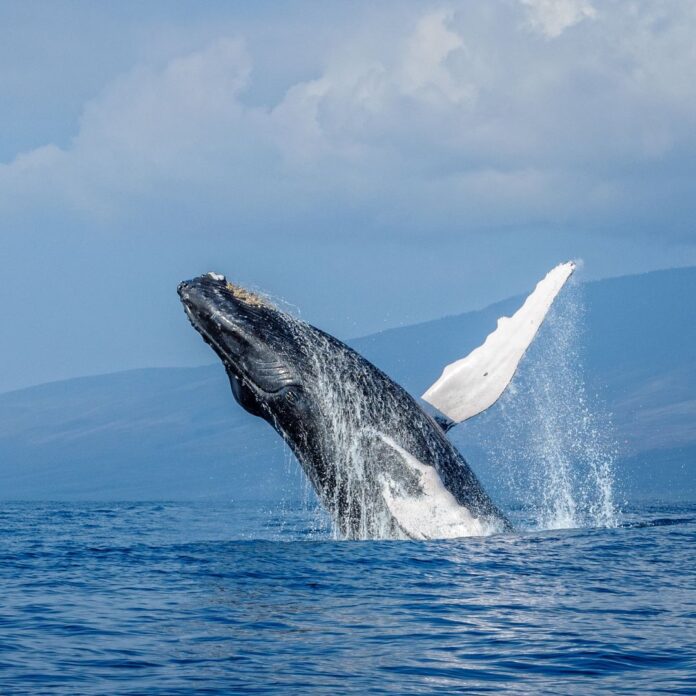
[0,38,255,215]
[521,0,597,38]
[1,3,696,240]
[400,10,474,105]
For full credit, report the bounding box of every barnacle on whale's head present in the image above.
[225,280,271,308]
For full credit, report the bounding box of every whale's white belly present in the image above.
[378,434,503,540]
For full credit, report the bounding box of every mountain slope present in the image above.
[1,267,694,501]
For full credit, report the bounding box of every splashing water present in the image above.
[481,278,620,530]
[253,277,618,539]
[278,311,507,540]
[284,316,406,539]
[227,289,410,540]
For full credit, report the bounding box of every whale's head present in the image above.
[177,272,311,426]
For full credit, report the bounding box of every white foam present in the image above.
[207,272,225,281]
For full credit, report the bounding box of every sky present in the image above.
[2,0,696,393]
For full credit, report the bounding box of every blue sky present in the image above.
[2,0,696,392]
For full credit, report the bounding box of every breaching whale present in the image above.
[178,262,575,539]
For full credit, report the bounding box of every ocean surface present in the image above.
[0,501,694,694]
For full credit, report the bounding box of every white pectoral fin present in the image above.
[422,261,576,423]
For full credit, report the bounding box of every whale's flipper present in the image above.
[422,261,576,424]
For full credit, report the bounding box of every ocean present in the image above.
[1,501,694,694]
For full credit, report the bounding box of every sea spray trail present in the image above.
[280,275,619,538]
[463,276,620,531]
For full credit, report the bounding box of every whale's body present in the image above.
[178,263,574,539]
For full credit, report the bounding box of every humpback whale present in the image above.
[178,262,575,540]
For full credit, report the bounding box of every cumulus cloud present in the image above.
[521,0,597,38]
[2,2,696,240]
[1,38,256,215]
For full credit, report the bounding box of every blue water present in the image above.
[1,502,694,694]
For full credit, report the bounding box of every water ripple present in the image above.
[0,501,694,694]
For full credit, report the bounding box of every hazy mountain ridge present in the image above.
[1,267,695,501]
